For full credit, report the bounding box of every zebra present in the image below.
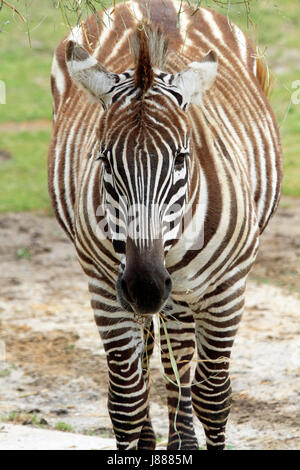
[48,0,282,450]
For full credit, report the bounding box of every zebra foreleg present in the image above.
[138,317,156,450]
[98,314,150,450]
[191,284,245,450]
[159,313,198,450]
[90,279,151,450]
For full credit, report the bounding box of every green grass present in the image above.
[1,4,63,123]
[55,421,74,432]
[15,247,31,260]
[0,368,11,377]
[0,130,51,212]
[0,0,299,213]
[1,410,48,427]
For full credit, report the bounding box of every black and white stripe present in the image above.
[48,0,282,450]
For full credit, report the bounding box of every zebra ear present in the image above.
[65,41,118,109]
[173,51,218,107]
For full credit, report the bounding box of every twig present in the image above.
[2,0,26,22]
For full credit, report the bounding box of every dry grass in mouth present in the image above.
[133,310,230,449]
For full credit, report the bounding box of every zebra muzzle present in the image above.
[116,238,172,315]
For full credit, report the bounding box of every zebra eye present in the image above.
[174,152,187,168]
[101,156,111,174]
[96,149,112,174]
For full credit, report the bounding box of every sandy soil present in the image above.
[0,120,52,134]
[0,197,299,450]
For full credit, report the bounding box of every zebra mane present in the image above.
[133,22,169,94]
[255,53,272,97]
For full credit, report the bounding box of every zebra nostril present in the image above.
[165,277,171,288]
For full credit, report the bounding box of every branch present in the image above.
[2,0,27,23]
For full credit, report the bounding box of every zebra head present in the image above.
[66,26,217,315]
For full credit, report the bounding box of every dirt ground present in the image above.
[0,197,299,450]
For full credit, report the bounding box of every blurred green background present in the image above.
[0,0,299,212]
